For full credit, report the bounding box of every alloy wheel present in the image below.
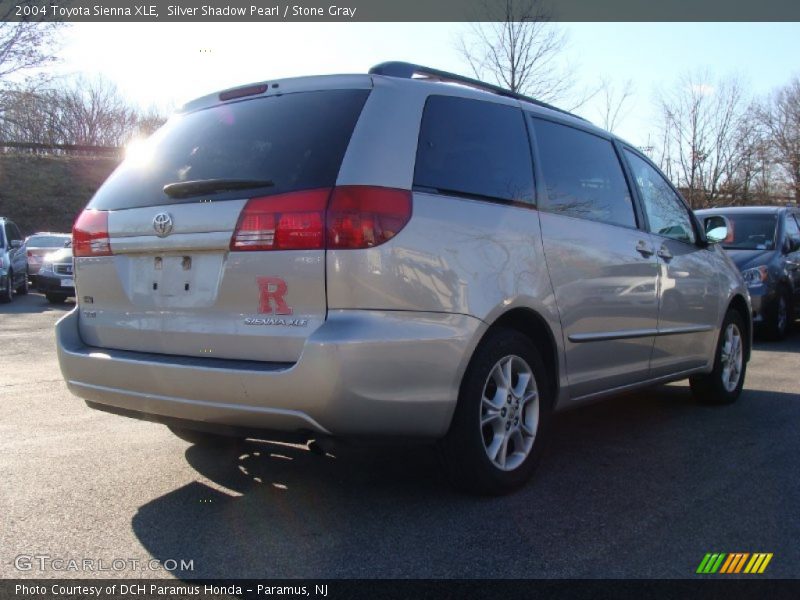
[479,355,539,471]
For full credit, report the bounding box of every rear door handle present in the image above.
[657,245,673,260]
[635,240,654,257]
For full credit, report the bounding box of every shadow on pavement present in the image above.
[752,326,800,353]
[131,384,800,579]
[0,291,74,315]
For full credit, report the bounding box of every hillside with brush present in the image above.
[0,154,120,235]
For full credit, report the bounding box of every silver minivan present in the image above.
[56,63,751,494]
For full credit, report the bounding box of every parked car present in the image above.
[37,242,75,304]
[56,62,752,494]
[0,217,29,303]
[24,232,71,280]
[696,206,800,340]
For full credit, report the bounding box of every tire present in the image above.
[690,309,747,405]
[168,425,245,448]
[764,289,792,341]
[45,293,67,304]
[439,327,552,495]
[1,271,13,303]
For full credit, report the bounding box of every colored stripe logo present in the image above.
[697,553,773,574]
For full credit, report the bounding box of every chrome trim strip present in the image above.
[569,324,713,343]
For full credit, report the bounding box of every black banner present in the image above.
[2,0,800,22]
[3,580,800,600]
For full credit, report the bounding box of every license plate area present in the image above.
[152,255,196,297]
[61,278,74,288]
[118,252,224,308]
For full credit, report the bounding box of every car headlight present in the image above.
[741,266,768,287]
[39,262,54,274]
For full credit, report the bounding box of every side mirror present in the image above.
[785,237,800,254]
[9,239,22,249]
[703,215,731,244]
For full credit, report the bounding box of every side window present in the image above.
[9,223,22,242]
[531,118,636,228]
[414,95,534,204]
[785,214,800,246]
[624,150,696,244]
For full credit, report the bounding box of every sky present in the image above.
[49,22,800,147]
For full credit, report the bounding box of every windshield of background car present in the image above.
[717,213,778,250]
[88,88,370,211]
[28,235,69,248]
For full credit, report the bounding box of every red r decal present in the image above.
[257,277,293,315]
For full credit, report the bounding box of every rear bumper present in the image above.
[56,308,484,438]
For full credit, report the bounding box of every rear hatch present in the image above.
[74,82,370,363]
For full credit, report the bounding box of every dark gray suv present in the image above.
[697,206,800,340]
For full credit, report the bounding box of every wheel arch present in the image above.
[482,307,561,408]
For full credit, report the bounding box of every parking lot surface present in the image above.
[1,292,799,579]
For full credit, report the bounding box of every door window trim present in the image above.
[619,144,703,247]
[526,113,643,231]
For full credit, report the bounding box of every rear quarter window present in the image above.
[414,95,534,204]
[89,89,370,211]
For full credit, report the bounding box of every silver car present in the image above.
[56,63,751,494]
[24,232,71,277]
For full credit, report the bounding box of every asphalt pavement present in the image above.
[1,292,798,579]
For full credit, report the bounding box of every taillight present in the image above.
[230,189,329,251]
[27,251,32,257]
[327,186,412,249]
[73,209,112,257]
[230,186,412,252]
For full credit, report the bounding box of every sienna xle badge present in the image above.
[56,63,751,494]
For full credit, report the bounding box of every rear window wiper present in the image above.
[162,179,274,199]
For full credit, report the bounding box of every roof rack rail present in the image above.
[369,61,587,122]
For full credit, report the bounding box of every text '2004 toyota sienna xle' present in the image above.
[56,63,751,494]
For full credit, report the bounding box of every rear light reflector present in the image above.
[230,189,329,251]
[327,186,412,249]
[230,186,412,252]
[73,209,112,257]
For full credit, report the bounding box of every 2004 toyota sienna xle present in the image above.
[56,62,751,494]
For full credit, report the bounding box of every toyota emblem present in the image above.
[153,212,174,237]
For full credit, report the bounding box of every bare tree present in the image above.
[654,71,747,208]
[0,76,168,148]
[760,77,800,201]
[722,102,774,205]
[457,0,585,107]
[596,78,634,133]
[0,1,63,82]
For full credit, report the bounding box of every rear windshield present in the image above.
[89,89,370,210]
[28,235,69,248]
